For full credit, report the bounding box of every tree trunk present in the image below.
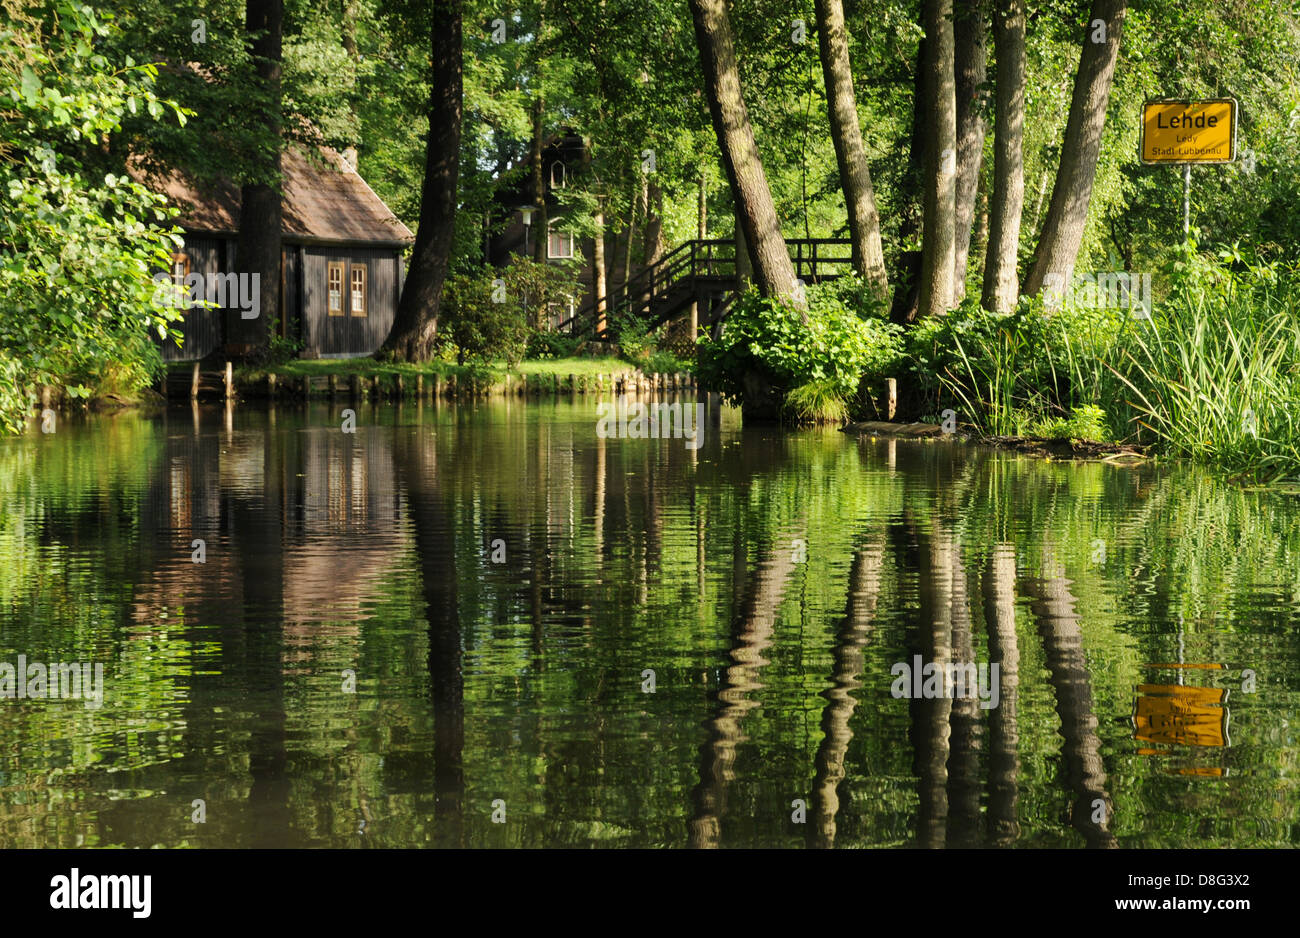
[232,0,283,359]
[814,0,888,297]
[981,0,1026,312]
[688,0,801,304]
[952,0,988,305]
[889,39,928,324]
[593,202,607,333]
[341,0,358,59]
[1023,0,1127,302]
[691,173,707,339]
[641,177,663,306]
[621,176,639,310]
[917,0,958,318]
[530,95,548,268]
[379,0,462,360]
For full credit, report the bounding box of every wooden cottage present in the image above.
[488,131,595,327]
[137,147,413,360]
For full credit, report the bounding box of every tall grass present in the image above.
[917,254,1300,481]
[1113,279,1300,481]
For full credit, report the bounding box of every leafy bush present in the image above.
[786,378,849,425]
[611,309,653,367]
[0,3,188,432]
[907,297,1132,438]
[442,267,530,366]
[526,330,581,360]
[1030,404,1112,442]
[642,349,687,374]
[696,281,903,408]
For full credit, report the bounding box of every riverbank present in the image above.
[159,356,696,401]
[842,420,1149,462]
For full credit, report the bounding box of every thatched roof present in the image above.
[134,146,414,248]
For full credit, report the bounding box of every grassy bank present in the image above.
[911,252,1300,483]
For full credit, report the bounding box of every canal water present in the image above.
[1,397,1296,847]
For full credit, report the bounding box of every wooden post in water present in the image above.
[224,361,233,400]
[884,378,897,421]
[328,374,338,399]
[267,373,277,399]
[191,361,200,400]
[416,374,424,398]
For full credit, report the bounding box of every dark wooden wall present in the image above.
[300,246,401,358]
[160,236,227,362]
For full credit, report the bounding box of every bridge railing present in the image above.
[556,237,854,339]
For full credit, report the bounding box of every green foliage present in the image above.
[1031,404,1112,443]
[642,349,688,375]
[907,299,1133,439]
[0,1,186,432]
[1114,252,1300,482]
[785,378,849,425]
[441,265,529,367]
[525,330,582,360]
[696,281,903,407]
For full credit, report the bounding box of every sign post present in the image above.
[1140,98,1238,241]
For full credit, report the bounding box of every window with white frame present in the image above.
[547,222,573,259]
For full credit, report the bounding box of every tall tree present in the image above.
[951,0,988,304]
[1023,0,1127,302]
[981,0,1027,312]
[379,0,463,360]
[231,0,283,357]
[688,0,801,303]
[813,0,888,296]
[889,39,928,324]
[917,0,958,318]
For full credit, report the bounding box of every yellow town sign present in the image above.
[1141,99,1238,164]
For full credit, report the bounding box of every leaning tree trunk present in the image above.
[688,0,801,304]
[231,0,283,358]
[917,0,958,319]
[951,0,988,305]
[379,0,462,360]
[1023,0,1127,303]
[814,0,888,298]
[981,0,1027,312]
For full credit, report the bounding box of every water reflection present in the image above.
[0,398,1298,848]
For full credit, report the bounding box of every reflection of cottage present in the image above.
[134,147,413,360]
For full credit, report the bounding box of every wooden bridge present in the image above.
[556,238,854,347]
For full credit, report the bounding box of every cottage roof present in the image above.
[136,146,414,247]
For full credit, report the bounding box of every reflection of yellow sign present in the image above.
[1133,683,1229,748]
[1141,100,1237,163]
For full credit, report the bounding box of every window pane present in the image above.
[350,266,367,317]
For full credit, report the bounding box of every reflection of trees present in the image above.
[397,430,465,848]
[983,543,1020,846]
[1023,546,1117,849]
[236,419,290,846]
[808,539,883,848]
[910,519,954,849]
[946,538,982,848]
[689,531,801,848]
